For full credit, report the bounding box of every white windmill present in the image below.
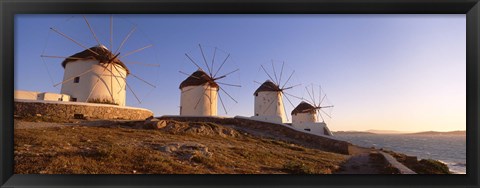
[291,84,334,136]
[179,44,240,116]
[40,15,158,106]
[251,61,302,124]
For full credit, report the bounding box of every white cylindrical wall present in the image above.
[253,91,286,123]
[180,84,218,116]
[292,112,317,125]
[60,60,127,106]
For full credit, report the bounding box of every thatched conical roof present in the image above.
[61,46,130,74]
[179,69,219,89]
[291,101,317,115]
[254,80,281,95]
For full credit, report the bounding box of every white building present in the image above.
[250,80,286,124]
[14,90,70,102]
[291,101,332,136]
[179,70,218,116]
[60,45,128,106]
[14,90,40,100]
[37,92,70,101]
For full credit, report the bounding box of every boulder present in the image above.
[157,142,212,161]
[144,119,167,129]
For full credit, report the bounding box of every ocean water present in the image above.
[334,133,466,174]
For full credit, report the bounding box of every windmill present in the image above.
[252,61,302,124]
[178,44,240,116]
[291,84,334,135]
[40,15,159,106]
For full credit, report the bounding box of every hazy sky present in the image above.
[15,14,466,132]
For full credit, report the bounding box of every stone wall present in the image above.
[158,116,352,155]
[15,100,153,120]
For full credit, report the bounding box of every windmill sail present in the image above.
[291,84,334,136]
[252,61,301,124]
[179,45,240,116]
[41,15,159,106]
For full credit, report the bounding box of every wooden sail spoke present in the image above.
[281,70,295,89]
[114,26,136,55]
[219,87,238,103]
[213,53,230,77]
[305,87,315,104]
[198,44,212,76]
[261,65,277,86]
[86,65,111,102]
[262,97,277,114]
[120,44,153,59]
[283,93,296,108]
[130,73,156,88]
[271,60,279,85]
[215,68,239,80]
[194,87,208,110]
[217,82,241,87]
[320,108,332,118]
[83,15,102,47]
[50,27,100,56]
[185,53,203,71]
[53,67,96,87]
[211,47,217,77]
[282,83,301,90]
[218,92,228,114]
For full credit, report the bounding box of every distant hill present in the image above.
[335,130,466,135]
[366,130,411,134]
[333,131,377,135]
[406,131,466,136]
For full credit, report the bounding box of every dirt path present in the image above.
[334,146,381,174]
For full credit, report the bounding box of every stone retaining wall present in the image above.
[158,116,352,155]
[15,100,153,120]
[379,151,417,174]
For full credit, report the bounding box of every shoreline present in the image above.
[334,133,465,174]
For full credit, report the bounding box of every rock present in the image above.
[158,142,212,160]
[405,156,418,164]
[220,129,239,137]
[159,144,180,153]
[144,119,167,129]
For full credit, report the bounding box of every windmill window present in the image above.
[304,128,311,131]
[71,98,77,102]
[255,113,259,116]
[74,77,80,83]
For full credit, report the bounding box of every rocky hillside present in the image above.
[14,118,349,174]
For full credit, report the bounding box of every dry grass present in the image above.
[87,98,118,105]
[14,120,348,174]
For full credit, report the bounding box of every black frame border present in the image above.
[1,0,479,187]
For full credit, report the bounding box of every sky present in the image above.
[15,14,466,132]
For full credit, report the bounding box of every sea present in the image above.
[334,133,466,174]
